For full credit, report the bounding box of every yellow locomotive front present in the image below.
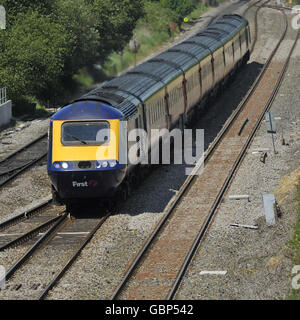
[47,100,127,205]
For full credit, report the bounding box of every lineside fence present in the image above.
[0,87,7,105]
[0,87,12,127]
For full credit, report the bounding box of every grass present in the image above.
[33,101,51,118]
[10,1,216,115]
[288,0,300,7]
[58,2,212,94]
[102,3,211,78]
[73,68,95,92]
[102,28,172,77]
[287,176,300,299]
[185,3,210,22]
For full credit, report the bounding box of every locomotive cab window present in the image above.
[61,121,110,146]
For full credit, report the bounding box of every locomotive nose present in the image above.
[50,168,126,200]
[48,100,127,203]
[78,161,92,169]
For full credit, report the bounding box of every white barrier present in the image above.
[0,100,12,127]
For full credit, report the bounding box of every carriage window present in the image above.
[149,104,153,125]
[202,62,208,78]
[135,117,141,142]
[159,99,162,117]
[158,100,161,115]
[151,102,155,124]
[202,64,206,78]
[62,121,110,146]
[169,90,173,108]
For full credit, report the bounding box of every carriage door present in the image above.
[135,118,141,159]
[135,114,146,162]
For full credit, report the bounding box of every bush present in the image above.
[12,98,36,116]
[0,11,70,105]
[160,0,196,26]
[0,0,145,114]
[139,1,179,34]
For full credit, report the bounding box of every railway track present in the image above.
[0,133,48,188]
[244,0,271,52]
[0,1,292,300]
[0,201,112,300]
[0,2,252,300]
[0,4,243,192]
[109,5,299,300]
[37,211,110,300]
[207,0,258,25]
[0,197,52,232]
[0,0,258,193]
[0,199,62,251]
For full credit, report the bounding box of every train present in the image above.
[47,14,251,207]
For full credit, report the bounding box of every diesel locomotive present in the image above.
[48,14,251,206]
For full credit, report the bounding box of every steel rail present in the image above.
[0,198,52,232]
[0,110,55,188]
[250,0,271,53]
[243,0,265,17]
[0,161,33,177]
[5,211,69,281]
[110,5,289,300]
[0,133,47,165]
[242,0,271,53]
[205,0,255,26]
[0,215,61,252]
[0,151,48,188]
[167,8,298,301]
[34,2,257,301]
[38,212,112,300]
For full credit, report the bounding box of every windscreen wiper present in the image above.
[65,132,87,145]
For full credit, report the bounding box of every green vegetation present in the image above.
[288,176,300,299]
[160,0,196,28]
[102,1,210,77]
[0,0,214,115]
[103,30,171,76]
[286,0,300,6]
[73,68,95,93]
[0,10,71,113]
[187,3,211,21]
[34,102,51,118]
[0,0,144,114]
[102,0,179,77]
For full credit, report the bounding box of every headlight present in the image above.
[109,160,117,167]
[102,161,108,168]
[62,162,69,169]
[54,162,60,169]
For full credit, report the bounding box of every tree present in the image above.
[140,1,178,34]
[0,11,70,104]
[92,0,145,61]
[160,0,196,27]
[0,0,146,111]
[0,0,54,24]
[53,0,100,75]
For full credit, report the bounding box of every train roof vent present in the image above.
[214,21,236,28]
[127,71,165,84]
[221,14,243,22]
[207,27,230,35]
[93,90,125,105]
